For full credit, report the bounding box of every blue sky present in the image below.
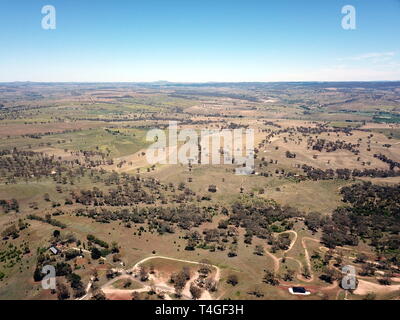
[0,0,399,82]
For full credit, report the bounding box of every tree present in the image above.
[355,253,368,264]
[218,219,229,229]
[226,274,238,286]
[248,285,264,298]
[185,238,196,251]
[182,266,191,280]
[254,245,265,256]
[106,268,117,279]
[65,249,80,261]
[91,247,102,260]
[57,282,70,300]
[205,278,218,292]
[139,266,149,282]
[67,273,82,289]
[379,272,393,286]
[55,262,72,276]
[198,260,211,277]
[73,284,86,298]
[148,280,156,295]
[282,269,295,282]
[92,268,99,282]
[305,212,322,232]
[335,253,343,267]
[263,270,279,286]
[33,267,44,282]
[1,224,19,239]
[320,268,340,284]
[171,270,187,293]
[228,244,238,257]
[174,286,183,298]
[360,263,376,277]
[111,241,119,253]
[190,284,203,300]
[91,289,107,300]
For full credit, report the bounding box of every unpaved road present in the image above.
[265,230,298,273]
[81,255,221,300]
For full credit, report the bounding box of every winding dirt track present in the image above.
[264,230,299,273]
[131,255,221,284]
[79,236,400,300]
[300,237,320,282]
[264,233,325,285]
[81,255,221,300]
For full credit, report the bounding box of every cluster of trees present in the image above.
[301,164,400,180]
[316,182,400,267]
[20,128,84,140]
[296,125,353,136]
[27,214,67,229]
[285,151,296,159]
[270,233,291,252]
[87,234,109,249]
[70,174,201,207]
[75,204,214,232]
[33,248,85,299]
[184,225,239,254]
[229,196,300,242]
[0,148,96,185]
[73,186,156,206]
[1,219,28,239]
[374,153,400,170]
[170,266,191,297]
[308,138,359,154]
[0,199,19,213]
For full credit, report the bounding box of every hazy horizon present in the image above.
[1,80,400,84]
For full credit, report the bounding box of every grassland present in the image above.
[0,82,399,300]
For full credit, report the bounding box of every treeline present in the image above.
[301,164,400,180]
[374,153,400,170]
[74,204,214,231]
[308,138,359,154]
[27,214,67,229]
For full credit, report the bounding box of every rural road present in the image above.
[80,255,221,300]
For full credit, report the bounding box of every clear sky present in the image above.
[0,0,399,82]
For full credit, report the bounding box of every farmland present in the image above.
[0,82,400,300]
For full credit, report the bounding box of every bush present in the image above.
[227,274,238,286]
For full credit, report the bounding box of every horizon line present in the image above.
[1,80,400,84]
